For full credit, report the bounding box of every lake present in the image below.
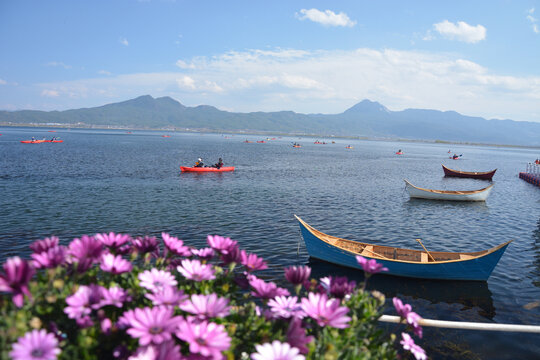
[1,127,539,359]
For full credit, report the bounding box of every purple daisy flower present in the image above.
[10,329,61,360]
[0,256,35,307]
[100,253,133,274]
[177,259,215,281]
[301,292,350,329]
[400,333,427,360]
[138,269,178,292]
[393,297,412,318]
[240,251,268,272]
[393,297,423,336]
[251,340,305,360]
[29,236,60,254]
[95,232,131,249]
[180,293,230,320]
[68,235,104,273]
[286,319,313,355]
[101,286,130,308]
[175,318,231,359]
[317,276,356,299]
[284,266,311,286]
[31,246,67,269]
[355,256,388,275]
[206,235,237,254]
[123,306,183,346]
[132,235,159,256]
[162,232,192,257]
[191,247,215,260]
[64,284,104,323]
[267,296,305,319]
[219,244,242,265]
[146,287,187,308]
[248,275,290,300]
[128,341,182,360]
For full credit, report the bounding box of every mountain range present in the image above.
[1,95,539,146]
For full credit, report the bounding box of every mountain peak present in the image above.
[344,99,389,114]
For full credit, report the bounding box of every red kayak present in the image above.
[396,152,403,155]
[180,166,235,173]
[43,140,63,143]
[20,140,45,143]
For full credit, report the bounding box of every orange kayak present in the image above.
[43,140,64,143]
[180,166,235,172]
[20,140,45,143]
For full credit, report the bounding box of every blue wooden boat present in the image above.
[295,215,511,281]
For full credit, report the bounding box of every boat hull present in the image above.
[296,216,510,281]
[404,180,493,201]
[180,166,234,173]
[442,165,496,180]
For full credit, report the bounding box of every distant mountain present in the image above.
[1,95,539,146]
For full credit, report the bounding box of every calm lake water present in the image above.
[1,127,539,359]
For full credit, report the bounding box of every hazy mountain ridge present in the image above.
[1,95,539,146]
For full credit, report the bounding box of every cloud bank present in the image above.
[433,20,487,43]
[296,9,356,27]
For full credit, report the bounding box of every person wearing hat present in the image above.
[194,158,204,167]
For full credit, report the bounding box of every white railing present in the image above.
[526,163,540,175]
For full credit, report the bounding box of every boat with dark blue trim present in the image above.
[295,215,511,281]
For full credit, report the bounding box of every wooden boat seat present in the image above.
[360,245,374,257]
[421,252,429,263]
[459,254,474,260]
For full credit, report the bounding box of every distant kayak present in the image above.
[20,140,45,143]
[162,135,171,138]
[180,166,235,173]
[396,152,403,155]
[256,140,265,143]
[43,140,63,143]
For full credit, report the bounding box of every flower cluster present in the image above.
[0,231,424,360]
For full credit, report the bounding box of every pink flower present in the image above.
[95,232,131,248]
[123,307,183,346]
[29,236,60,254]
[286,319,313,355]
[355,256,388,274]
[100,253,133,274]
[400,333,427,360]
[146,287,187,308]
[301,292,350,329]
[31,246,67,269]
[64,285,104,324]
[219,244,242,265]
[267,296,305,319]
[133,236,159,255]
[248,275,290,300]
[177,259,215,281]
[284,266,311,286]
[138,269,178,292]
[393,297,423,337]
[0,256,35,307]
[162,232,192,257]
[206,235,237,254]
[393,297,412,318]
[101,286,130,308]
[68,235,104,272]
[240,251,268,272]
[175,318,231,359]
[180,294,230,320]
[317,276,356,299]
[10,329,61,360]
[128,341,182,360]
[191,247,215,260]
[251,340,305,360]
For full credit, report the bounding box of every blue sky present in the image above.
[1,0,539,122]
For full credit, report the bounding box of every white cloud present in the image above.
[41,89,60,97]
[46,61,72,69]
[120,37,129,46]
[433,20,486,43]
[98,70,112,75]
[296,9,356,27]
[0,78,7,85]
[527,8,539,34]
[176,60,196,69]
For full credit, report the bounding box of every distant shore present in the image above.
[2,122,540,150]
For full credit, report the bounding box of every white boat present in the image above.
[404,179,494,201]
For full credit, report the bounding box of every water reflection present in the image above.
[307,258,495,320]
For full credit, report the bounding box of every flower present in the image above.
[286,319,313,355]
[393,297,423,337]
[177,259,215,281]
[0,256,35,307]
[68,235,104,272]
[317,276,356,299]
[179,294,230,320]
[240,250,268,272]
[138,269,178,292]
[133,235,159,255]
[10,329,61,360]
[64,285,104,324]
[284,266,311,286]
[207,235,237,254]
[355,256,388,275]
[146,287,187,308]
[101,286,130,308]
[100,253,133,274]
[300,292,350,329]
[250,340,305,360]
[219,244,242,265]
[400,333,427,360]
[128,341,182,360]
[175,318,231,359]
[393,297,412,318]
[29,236,60,254]
[162,232,192,257]
[248,275,290,300]
[123,307,183,346]
[191,247,215,260]
[95,232,131,248]
[267,296,305,319]
[31,246,67,269]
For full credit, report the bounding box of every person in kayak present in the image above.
[194,158,204,167]
[212,158,224,169]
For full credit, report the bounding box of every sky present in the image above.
[1,0,539,122]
